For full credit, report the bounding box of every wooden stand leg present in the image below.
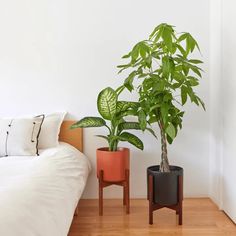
[147,171,183,225]
[99,170,104,216]
[123,185,126,205]
[148,174,153,225]
[125,169,130,214]
[98,169,130,215]
[178,175,183,225]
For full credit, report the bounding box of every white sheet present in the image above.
[0,142,91,236]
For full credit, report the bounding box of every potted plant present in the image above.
[118,23,205,223]
[71,86,154,182]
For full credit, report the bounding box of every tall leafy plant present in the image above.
[71,87,155,151]
[118,23,205,172]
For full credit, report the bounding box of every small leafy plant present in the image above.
[71,87,155,151]
[118,23,205,172]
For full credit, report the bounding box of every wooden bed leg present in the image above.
[74,205,79,216]
[148,174,153,225]
[99,170,103,216]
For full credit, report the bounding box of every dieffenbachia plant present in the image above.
[118,23,205,172]
[71,87,155,151]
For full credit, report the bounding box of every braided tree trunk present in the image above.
[159,121,170,172]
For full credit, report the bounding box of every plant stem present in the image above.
[112,140,118,151]
[158,121,170,172]
[108,140,113,151]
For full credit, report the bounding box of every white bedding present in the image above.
[0,142,91,236]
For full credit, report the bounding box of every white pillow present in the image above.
[38,112,66,149]
[0,116,44,157]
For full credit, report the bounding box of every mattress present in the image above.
[0,142,91,236]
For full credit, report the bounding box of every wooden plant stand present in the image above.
[98,169,130,216]
[148,174,183,225]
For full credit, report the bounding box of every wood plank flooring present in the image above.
[68,198,236,236]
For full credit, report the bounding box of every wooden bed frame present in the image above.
[59,120,83,216]
[59,120,83,152]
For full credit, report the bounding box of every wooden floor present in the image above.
[68,198,236,236]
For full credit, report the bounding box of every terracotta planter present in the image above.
[96,147,130,182]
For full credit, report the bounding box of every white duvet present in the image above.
[0,142,91,236]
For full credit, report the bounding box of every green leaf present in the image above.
[189,59,203,64]
[149,24,163,42]
[145,56,152,68]
[182,64,189,76]
[115,85,125,96]
[185,33,200,54]
[191,66,202,77]
[176,44,186,57]
[146,128,157,138]
[119,122,157,138]
[162,26,173,51]
[131,44,140,62]
[197,96,206,110]
[163,93,172,102]
[162,56,171,78]
[186,34,194,54]
[149,26,158,39]
[139,41,150,59]
[138,110,147,131]
[148,116,158,124]
[188,76,199,86]
[167,134,174,144]
[119,122,140,131]
[154,80,165,92]
[117,63,131,73]
[116,101,139,113]
[119,110,138,117]
[185,86,199,105]
[152,51,161,59]
[150,104,161,111]
[173,72,185,82]
[181,86,188,105]
[160,103,169,120]
[178,33,188,42]
[97,87,117,120]
[153,29,162,43]
[119,132,144,150]
[70,117,106,129]
[124,71,136,91]
[122,52,131,59]
[166,123,176,140]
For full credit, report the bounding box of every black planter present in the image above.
[147,165,184,225]
[147,165,183,205]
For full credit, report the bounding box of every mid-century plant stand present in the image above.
[98,169,130,215]
[147,174,183,225]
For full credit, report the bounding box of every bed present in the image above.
[0,120,91,236]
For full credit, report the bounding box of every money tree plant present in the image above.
[118,23,205,172]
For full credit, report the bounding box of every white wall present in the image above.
[0,0,210,198]
[209,0,236,222]
[209,0,223,207]
[221,0,236,223]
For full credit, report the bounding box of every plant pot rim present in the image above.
[97,147,129,153]
[147,165,183,175]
